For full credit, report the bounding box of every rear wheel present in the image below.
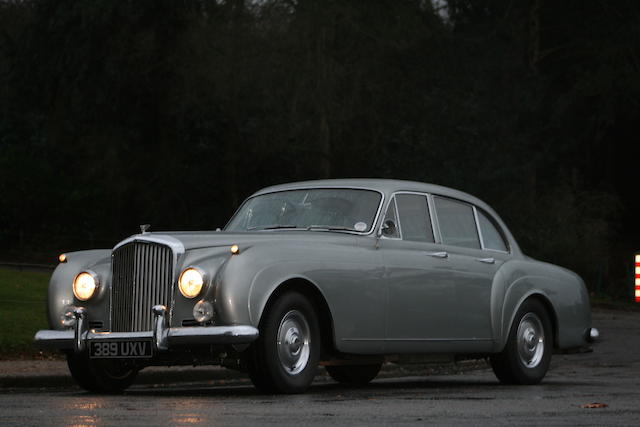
[490,299,552,385]
[246,292,321,394]
[66,352,138,393]
[326,363,382,386]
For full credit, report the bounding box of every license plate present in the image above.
[89,340,153,359]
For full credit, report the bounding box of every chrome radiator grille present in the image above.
[111,241,174,332]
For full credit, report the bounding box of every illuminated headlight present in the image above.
[73,271,99,301]
[178,267,205,298]
[193,300,214,323]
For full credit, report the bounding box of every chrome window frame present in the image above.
[224,186,386,236]
[431,195,483,251]
[380,191,438,243]
[473,206,486,250]
[473,206,511,254]
[379,195,402,240]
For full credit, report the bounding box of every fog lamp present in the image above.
[193,300,214,323]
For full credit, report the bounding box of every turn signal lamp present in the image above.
[58,254,67,263]
[635,255,640,302]
[230,244,240,255]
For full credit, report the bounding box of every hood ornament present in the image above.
[140,224,151,234]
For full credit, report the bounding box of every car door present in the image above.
[381,193,507,353]
[379,192,462,352]
[429,196,509,345]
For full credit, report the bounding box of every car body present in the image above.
[35,179,597,393]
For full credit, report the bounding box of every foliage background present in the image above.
[1,0,638,297]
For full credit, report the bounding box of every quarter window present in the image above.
[477,210,508,252]
[382,198,400,238]
[396,194,434,242]
[434,197,480,249]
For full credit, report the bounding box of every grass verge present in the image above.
[0,268,50,356]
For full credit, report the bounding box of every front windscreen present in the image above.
[225,188,382,233]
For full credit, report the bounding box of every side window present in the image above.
[396,194,434,242]
[381,197,400,238]
[434,197,480,249]
[477,209,508,252]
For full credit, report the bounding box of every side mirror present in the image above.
[381,219,397,237]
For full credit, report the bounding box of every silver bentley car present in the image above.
[35,179,598,393]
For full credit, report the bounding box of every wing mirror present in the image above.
[380,219,397,237]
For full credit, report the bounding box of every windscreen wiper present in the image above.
[305,225,354,232]
[247,224,299,231]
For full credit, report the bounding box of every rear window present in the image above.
[434,197,480,249]
[477,209,508,252]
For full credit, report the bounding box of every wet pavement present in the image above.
[1,308,639,426]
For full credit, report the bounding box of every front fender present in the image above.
[213,245,327,326]
[47,249,111,329]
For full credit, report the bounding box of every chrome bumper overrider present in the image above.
[34,305,259,353]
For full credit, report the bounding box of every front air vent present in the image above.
[89,321,104,330]
[181,319,199,327]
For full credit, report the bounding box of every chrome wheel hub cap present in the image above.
[277,310,310,375]
[517,313,545,368]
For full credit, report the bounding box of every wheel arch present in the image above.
[499,292,559,352]
[258,278,336,358]
[525,294,559,348]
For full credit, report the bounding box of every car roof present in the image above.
[252,179,522,255]
[253,179,482,206]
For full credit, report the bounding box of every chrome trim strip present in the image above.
[472,206,486,251]
[113,234,186,254]
[426,193,442,244]
[89,331,154,339]
[34,330,76,350]
[391,195,402,239]
[34,325,260,350]
[168,325,259,345]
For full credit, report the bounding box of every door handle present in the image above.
[425,251,449,259]
[476,257,495,264]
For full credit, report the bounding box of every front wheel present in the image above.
[490,299,552,385]
[246,292,321,394]
[66,352,138,393]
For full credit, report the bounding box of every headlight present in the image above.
[178,267,205,298]
[73,271,99,301]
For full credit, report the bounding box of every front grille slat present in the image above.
[111,241,173,332]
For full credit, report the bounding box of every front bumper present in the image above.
[34,305,259,353]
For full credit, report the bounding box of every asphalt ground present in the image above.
[0,308,639,426]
